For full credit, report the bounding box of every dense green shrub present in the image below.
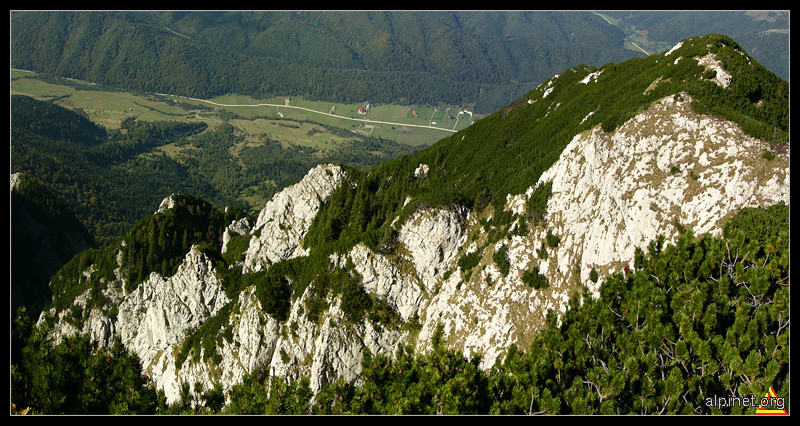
[545,230,561,248]
[521,267,550,290]
[493,244,511,276]
[526,182,553,226]
[225,374,313,415]
[309,202,790,415]
[534,242,548,259]
[11,311,165,414]
[458,251,482,272]
[313,325,493,414]
[497,202,790,414]
[254,268,293,323]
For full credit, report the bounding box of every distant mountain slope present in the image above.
[10,93,421,246]
[10,11,634,114]
[11,173,95,320]
[11,11,788,115]
[11,94,223,245]
[152,11,630,83]
[373,33,788,219]
[11,94,108,145]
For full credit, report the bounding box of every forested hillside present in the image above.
[11,11,788,115]
[10,11,634,114]
[601,10,789,82]
[12,94,220,244]
[299,34,788,259]
[11,173,96,321]
[304,202,789,415]
[11,94,420,246]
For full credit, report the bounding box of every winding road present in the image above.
[156,92,458,133]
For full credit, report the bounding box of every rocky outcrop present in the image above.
[534,92,789,296]
[398,207,470,290]
[116,245,229,369]
[348,243,426,322]
[243,164,346,272]
[357,92,790,369]
[268,285,407,395]
[221,216,251,254]
[154,285,280,401]
[438,92,789,362]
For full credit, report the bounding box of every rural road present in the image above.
[156,93,458,133]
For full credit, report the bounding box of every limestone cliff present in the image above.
[243,164,347,272]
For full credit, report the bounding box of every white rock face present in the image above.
[417,268,522,369]
[117,246,228,360]
[155,194,177,214]
[39,244,235,403]
[665,41,683,56]
[382,93,788,369]
[243,164,346,272]
[579,69,603,84]
[221,287,280,379]
[696,53,733,88]
[250,278,407,396]
[534,93,788,297]
[398,206,470,289]
[414,163,429,178]
[348,243,427,321]
[142,284,281,403]
[221,216,251,254]
[113,246,230,399]
[10,172,22,190]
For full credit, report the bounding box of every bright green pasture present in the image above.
[12,74,478,147]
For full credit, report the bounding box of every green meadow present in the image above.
[11,69,484,221]
[12,69,479,149]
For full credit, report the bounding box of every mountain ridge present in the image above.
[13,33,790,414]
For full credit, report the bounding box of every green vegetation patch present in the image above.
[493,244,511,277]
[521,267,550,290]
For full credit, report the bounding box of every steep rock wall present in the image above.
[243,164,346,272]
